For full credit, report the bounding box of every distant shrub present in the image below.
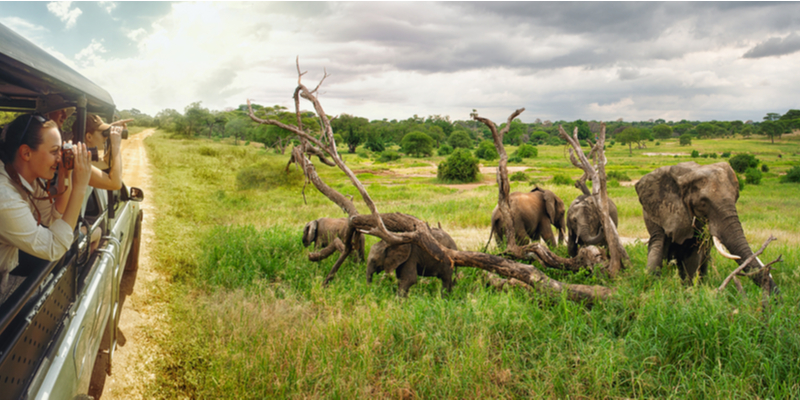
[721,152,731,158]
[729,153,759,173]
[437,149,480,183]
[438,143,453,156]
[448,130,474,149]
[710,152,718,159]
[701,153,709,158]
[550,173,573,186]
[680,133,692,146]
[364,139,385,152]
[378,150,402,162]
[610,140,616,145]
[198,145,220,157]
[655,141,660,146]
[475,140,499,161]
[607,179,621,188]
[761,164,769,173]
[508,155,523,163]
[781,166,800,183]
[738,174,745,191]
[607,170,631,181]
[745,167,762,185]
[691,150,700,158]
[510,171,528,181]
[357,149,369,158]
[514,143,538,158]
[401,131,434,157]
[547,136,565,146]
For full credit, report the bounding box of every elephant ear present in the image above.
[635,163,695,244]
[383,244,412,274]
[542,190,558,224]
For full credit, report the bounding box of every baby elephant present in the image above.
[366,227,458,297]
[566,194,619,257]
[302,217,365,261]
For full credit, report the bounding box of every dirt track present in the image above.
[88,129,162,399]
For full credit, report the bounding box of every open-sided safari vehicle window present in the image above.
[0,22,143,400]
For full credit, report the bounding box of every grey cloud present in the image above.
[617,67,640,81]
[743,32,800,58]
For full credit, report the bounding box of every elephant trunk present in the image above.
[712,213,779,295]
[580,226,605,246]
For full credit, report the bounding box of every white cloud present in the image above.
[127,28,146,42]
[99,1,117,14]
[75,39,108,67]
[0,17,49,38]
[47,1,82,29]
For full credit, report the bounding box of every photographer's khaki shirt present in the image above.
[0,160,72,276]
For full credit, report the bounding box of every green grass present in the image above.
[144,131,800,399]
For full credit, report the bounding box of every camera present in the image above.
[60,143,98,170]
[103,127,128,140]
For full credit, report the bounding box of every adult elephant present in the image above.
[367,227,458,297]
[635,162,778,293]
[302,217,365,261]
[488,187,565,248]
[566,194,619,257]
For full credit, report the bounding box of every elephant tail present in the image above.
[482,222,497,253]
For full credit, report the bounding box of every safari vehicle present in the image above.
[0,23,143,399]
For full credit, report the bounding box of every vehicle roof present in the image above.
[0,22,116,120]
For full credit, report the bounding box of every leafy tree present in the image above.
[225,117,251,145]
[119,108,154,127]
[331,114,369,153]
[730,120,744,134]
[695,122,715,138]
[530,131,549,143]
[653,124,673,139]
[378,150,402,162]
[764,112,781,122]
[673,123,694,135]
[729,154,759,173]
[475,140,499,161]
[779,109,800,121]
[437,149,480,183]
[438,143,453,156]
[759,120,782,143]
[448,130,474,149]
[679,133,692,146]
[741,124,753,138]
[616,128,640,156]
[401,131,434,157]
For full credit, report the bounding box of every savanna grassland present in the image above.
[142,131,800,399]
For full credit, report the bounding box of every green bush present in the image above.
[738,174,745,191]
[608,179,621,188]
[364,139,385,152]
[550,173,574,186]
[691,150,700,158]
[781,165,800,183]
[680,133,692,146]
[721,152,731,158]
[547,136,565,146]
[607,170,631,182]
[745,167,762,185]
[514,143,538,158]
[438,143,453,156]
[701,153,709,158]
[378,150,402,162]
[510,171,528,181]
[710,152,718,159]
[729,153,759,173]
[448,130,474,149]
[356,149,369,159]
[655,141,660,146]
[475,140,499,161]
[401,131,434,157]
[437,149,480,183]
[508,155,523,163]
[761,164,769,173]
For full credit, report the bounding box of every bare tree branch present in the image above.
[717,235,776,293]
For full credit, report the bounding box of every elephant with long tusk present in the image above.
[635,162,778,294]
[566,193,619,257]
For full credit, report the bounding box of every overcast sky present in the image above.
[2,1,800,123]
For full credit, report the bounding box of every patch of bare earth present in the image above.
[88,129,166,399]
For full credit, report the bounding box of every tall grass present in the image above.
[144,131,800,399]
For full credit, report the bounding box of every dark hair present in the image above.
[0,114,57,164]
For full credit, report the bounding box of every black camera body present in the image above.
[60,143,98,170]
[102,127,128,140]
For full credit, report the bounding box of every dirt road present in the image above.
[88,129,163,399]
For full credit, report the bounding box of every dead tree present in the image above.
[558,124,629,277]
[248,59,615,304]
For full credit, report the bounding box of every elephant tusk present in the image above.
[712,236,741,260]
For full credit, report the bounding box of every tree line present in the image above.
[123,103,800,155]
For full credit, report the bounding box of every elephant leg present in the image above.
[679,240,706,283]
[644,219,667,276]
[439,267,454,296]
[366,263,377,283]
[396,261,418,297]
[538,219,556,248]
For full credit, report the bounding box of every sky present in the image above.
[1,1,800,124]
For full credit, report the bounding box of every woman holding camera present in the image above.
[0,114,92,299]
[72,114,125,191]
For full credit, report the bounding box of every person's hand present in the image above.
[108,125,123,151]
[71,142,92,189]
[57,140,73,178]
